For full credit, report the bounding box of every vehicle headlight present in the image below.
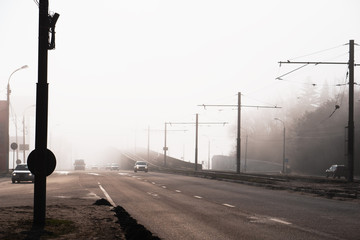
[29,173,32,176]
[12,173,16,176]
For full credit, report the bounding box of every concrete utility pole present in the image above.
[27,0,59,227]
[165,117,227,171]
[278,40,358,182]
[163,123,168,166]
[195,114,199,171]
[199,92,280,174]
[274,118,286,173]
[162,124,188,166]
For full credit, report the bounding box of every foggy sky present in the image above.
[1,0,359,168]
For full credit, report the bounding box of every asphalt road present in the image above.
[1,170,360,240]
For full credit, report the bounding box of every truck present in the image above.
[74,159,86,170]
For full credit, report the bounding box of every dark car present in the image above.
[134,161,148,173]
[325,165,348,179]
[12,164,34,183]
[74,159,86,170]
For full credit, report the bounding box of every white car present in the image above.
[134,161,148,173]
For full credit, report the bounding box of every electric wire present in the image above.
[287,44,346,61]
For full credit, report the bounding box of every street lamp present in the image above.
[22,105,36,163]
[274,118,286,174]
[6,65,28,171]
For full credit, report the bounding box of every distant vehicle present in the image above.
[12,164,34,183]
[325,165,348,179]
[105,164,112,170]
[91,165,99,170]
[110,163,120,171]
[134,161,148,173]
[74,159,86,170]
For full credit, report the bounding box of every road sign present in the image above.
[28,149,56,176]
[10,142,18,150]
[19,144,29,151]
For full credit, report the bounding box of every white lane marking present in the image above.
[118,172,128,176]
[175,190,181,193]
[269,218,292,225]
[162,186,167,189]
[54,195,71,199]
[97,182,116,207]
[87,173,100,176]
[194,195,203,199]
[223,203,235,208]
[56,171,69,175]
[151,182,156,185]
[147,192,159,197]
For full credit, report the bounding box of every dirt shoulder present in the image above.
[0,197,125,240]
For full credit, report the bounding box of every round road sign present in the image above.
[27,149,56,176]
[10,142,18,150]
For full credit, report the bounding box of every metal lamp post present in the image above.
[22,105,36,163]
[6,65,28,171]
[274,118,286,173]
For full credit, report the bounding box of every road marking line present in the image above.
[151,182,156,184]
[222,203,235,208]
[194,195,202,199]
[175,190,181,193]
[98,182,116,207]
[147,192,159,197]
[162,186,167,189]
[87,173,100,176]
[269,218,292,225]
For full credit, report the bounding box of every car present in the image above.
[134,161,148,173]
[74,159,86,170]
[110,163,120,171]
[325,165,348,179]
[91,165,99,170]
[12,164,34,183]
[105,164,112,170]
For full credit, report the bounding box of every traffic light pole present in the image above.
[33,0,50,227]
[30,0,59,227]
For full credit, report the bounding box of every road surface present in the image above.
[1,170,359,239]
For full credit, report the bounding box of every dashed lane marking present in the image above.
[175,190,181,193]
[147,192,159,197]
[194,195,203,199]
[222,203,235,208]
[87,173,100,176]
[269,218,292,225]
[162,186,167,189]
